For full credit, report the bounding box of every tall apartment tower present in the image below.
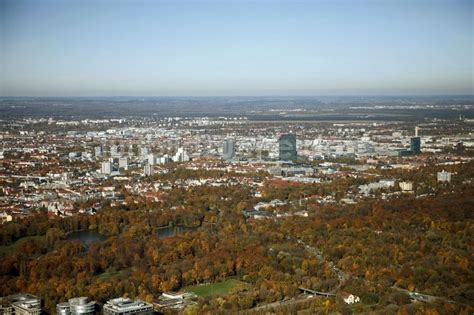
[222,139,236,161]
[279,134,297,161]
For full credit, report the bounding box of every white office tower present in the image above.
[56,297,95,315]
[144,164,153,176]
[94,146,103,157]
[147,154,156,165]
[222,139,236,161]
[103,298,153,315]
[173,147,190,162]
[415,126,419,137]
[118,157,129,170]
[101,161,112,174]
[110,145,121,157]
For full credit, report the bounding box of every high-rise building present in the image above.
[147,154,155,166]
[173,147,190,162]
[279,134,297,161]
[56,297,95,315]
[144,165,153,177]
[410,137,421,154]
[101,161,112,174]
[222,139,236,161]
[103,298,153,315]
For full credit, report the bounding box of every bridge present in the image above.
[298,287,336,297]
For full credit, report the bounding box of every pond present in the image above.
[66,229,107,247]
[157,225,197,239]
[65,225,197,247]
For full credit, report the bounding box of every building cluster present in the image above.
[0,294,157,315]
[0,115,471,222]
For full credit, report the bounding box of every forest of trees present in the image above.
[1,164,473,314]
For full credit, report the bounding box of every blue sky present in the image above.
[0,0,472,96]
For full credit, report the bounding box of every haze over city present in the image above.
[1,0,472,96]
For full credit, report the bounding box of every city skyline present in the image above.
[1,0,472,97]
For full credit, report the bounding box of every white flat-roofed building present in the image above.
[103,298,153,315]
[437,170,452,183]
[399,181,413,192]
[3,294,41,315]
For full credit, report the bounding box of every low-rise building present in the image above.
[0,294,41,315]
[437,170,452,183]
[103,298,153,315]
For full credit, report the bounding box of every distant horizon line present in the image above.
[1,94,473,98]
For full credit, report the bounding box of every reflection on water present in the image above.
[157,225,197,239]
[66,230,106,247]
[66,226,197,247]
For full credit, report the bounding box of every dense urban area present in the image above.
[0,97,473,314]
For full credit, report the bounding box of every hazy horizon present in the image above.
[1,0,473,97]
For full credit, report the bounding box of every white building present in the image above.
[118,157,129,170]
[437,170,452,183]
[101,161,112,175]
[147,154,156,166]
[56,297,95,315]
[399,181,413,192]
[103,298,153,315]
[144,165,153,177]
[342,293,360,305]
[173,147,190,162]
[94,146,103,157]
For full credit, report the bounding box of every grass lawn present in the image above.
[97,269,131,281]
[0,235,45,257]
[184,279,249,297]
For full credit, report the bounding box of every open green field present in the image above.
[0,235,45,257]
[184,279,249,297]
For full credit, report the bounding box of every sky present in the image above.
[0,0,472,96]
